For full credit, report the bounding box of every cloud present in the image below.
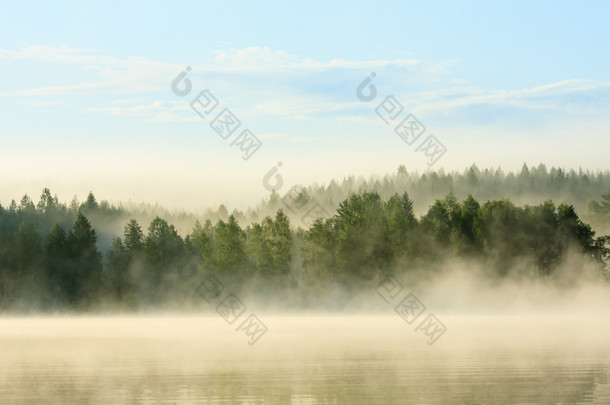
[82,100,198,122]
[3,44,609,130]
[17,100,63,106]
[16,81,125,96]
[256,132,286,141]
[0,45,181,97]
[107,97,146,105]
[0,44,113,64]
[407,79,610,118]
[209,46,423,72]
[251,95,362,119]
[0,45,434,106]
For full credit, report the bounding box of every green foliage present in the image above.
[588,189,610,231]
[0,222,43,303]
[1,177,610,312]
[302,192,419,282]
[247,209,292,278]
[213,215,247,276]
[302,192,610,283]
[124,219,144,253]
[106,237,129,300]
[190,220,214,266]
[38,214,103,306]
[65,213,103,305]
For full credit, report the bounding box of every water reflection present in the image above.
[0,315,609,404]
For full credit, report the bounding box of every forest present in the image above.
[1,164,610,311]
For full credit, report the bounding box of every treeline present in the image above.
[302,192,610,284]
[257,163,610,231]
[1,188,609,311]
[0,206,294,310]
[0,213,102,309]
[3,163,610,252]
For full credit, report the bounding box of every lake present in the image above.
[1,314,609,404]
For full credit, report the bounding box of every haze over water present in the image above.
[2,1,610,404]
[1,315,609,404]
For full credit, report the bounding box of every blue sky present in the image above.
[1,0,609,210]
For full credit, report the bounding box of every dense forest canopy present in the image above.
[1,164,610,311]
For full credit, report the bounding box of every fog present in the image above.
[2,165,610,404]
[2,313,609,403]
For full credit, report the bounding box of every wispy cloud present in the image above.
[3,44,609,128]
[17,99,63,106]
[82,100,197,122]
[407,79,610,117]
[0,45,180,97]
[208,46,424,72]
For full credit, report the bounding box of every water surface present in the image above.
[1,315,609,404]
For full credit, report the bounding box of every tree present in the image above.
[37,188,58,214]
[557,204,597,256]
[124,219,144,254]
[0,222,43,303]
[68,195,80,215]
[248,210,293,278]
[302,218,337,283]
[105,237,129,301]
[333,192,385,280]
[249,221,272,274]
[453,194,481,252]
[588,189,610,227]
[19,194,35,213]
[190,220,214,266]
[141,217,186,302]
[601,190,610,213]
[270,209,292,276]
[83,192,99,211]
[44,223,69,303]
[522,201,561,275]
[383,192,417,262]
[420,194,459,246]
[213,215,247,277]
[473,199,522,275]
[64,213,102,305]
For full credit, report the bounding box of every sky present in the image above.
[1,0,609,211]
